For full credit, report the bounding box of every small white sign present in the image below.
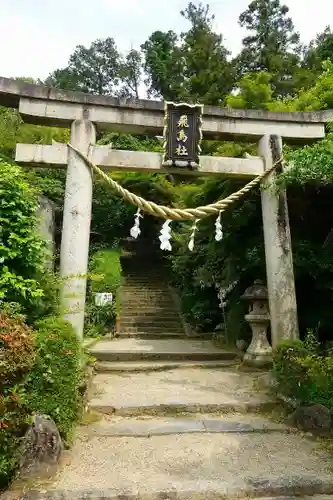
[94,293,113,306]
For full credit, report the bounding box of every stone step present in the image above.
[88,366,276,417]
[89,338,238,363]
[122,281,168,286]
[122,287,169,292]
[121,308,179,317]
[121,295,174,301]
[123,287,169,290]
[121,286,171,291]
[94,360,240,372]
[120,300,179,316]
[41,414,333,498]
[121,296,175,302]
[115,332,185,340]
[120,308,177,314]
[118,321,183,328]
[120,311,179,318]
[121,293,175,302]
[122,285,168,290]
[88,414,289,438]
[123,283,167,287]
[119,317,182,324]
[119,325,184,333]
[119,320,183,326]
[120,302,176,309]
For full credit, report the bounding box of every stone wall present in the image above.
[37,195,56,269]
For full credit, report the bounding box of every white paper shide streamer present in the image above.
[130,208,143,239]
[159,220,172,251]
[215,211,223,242]
[188,219,200,252]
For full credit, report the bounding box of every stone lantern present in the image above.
[241,280,272,368]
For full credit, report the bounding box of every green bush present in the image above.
[85,249,122,337]
[0,310,35,486]
[90,249,122,294]
[25,316,82,441]
[273,336,333,409]
[24,270,60,326]
[0,160,46,304]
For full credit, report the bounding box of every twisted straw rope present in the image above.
[67,144,281,221]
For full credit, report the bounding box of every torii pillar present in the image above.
[60,119,96,339]
[259,134,299,348]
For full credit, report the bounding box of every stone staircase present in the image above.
[92,251,237,374]
[116,254,186,339]
[18,249,333,499]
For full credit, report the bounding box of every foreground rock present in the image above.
[18,414,63,479]
[290,403,332,432]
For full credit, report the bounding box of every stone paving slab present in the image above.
[88,414,288,437]
[94,360,237,373]
[15,493,333,500]
[29,431,333,498]
[90,338,229,353]
[90,339,238,361]
[89,368,274,416]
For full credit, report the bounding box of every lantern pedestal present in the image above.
[241,280,272,368]
[243,313,272,368]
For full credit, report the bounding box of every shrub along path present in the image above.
[15,257,333,500]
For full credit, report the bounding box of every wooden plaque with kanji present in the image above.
[162,102,203,169]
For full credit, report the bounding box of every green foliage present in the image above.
[304,26,333,74]
[85,249,123,337]
[45,40,142,98]
[169,176,263,339]
[236,0,301,97]
[0,106,69,158]
[0,310,35,486]
[141,30,183,100]
[288,60,333,111]
[277,133,333,188]
[226,71,274,110]
[178,2,235,104]
[25,316,82,440]
[46,38,120,95]
[0,160,45,303]
[118,49,143,99]
[24,270,60,325]
[0,311,83,486]
[142,2,234,104]
[273,336,333,409]
[90,249,122,294]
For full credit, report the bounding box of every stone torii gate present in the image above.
[0,77,331,345]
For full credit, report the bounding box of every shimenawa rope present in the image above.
[67,144,281,221]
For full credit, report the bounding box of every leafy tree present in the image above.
[141,30,184,100]
[277,60,333,111]
[179,2,235,104]
[44,68,81,92]
[117,49,143,99]
[236,0,301,97]
[45,38,120,95]
[226,71,274,110]
[142,2,234,104]
[304,26,333,73]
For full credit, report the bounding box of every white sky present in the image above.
[1,0,332,82]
